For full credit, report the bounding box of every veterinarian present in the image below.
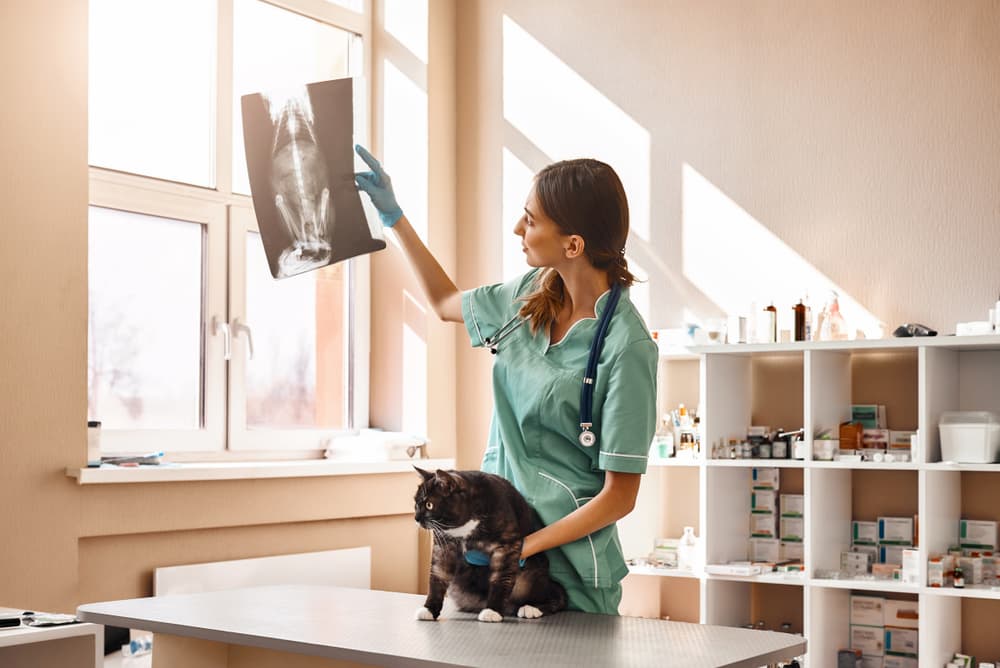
[355,145,657,615]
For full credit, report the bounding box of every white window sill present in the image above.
[66,457,455,485]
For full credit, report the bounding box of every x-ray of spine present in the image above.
[265,88,332,278]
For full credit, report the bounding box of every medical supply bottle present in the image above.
[793,300,807,341]
[826,292,848,340]
[677,526,698,572]
[763,303,777,343]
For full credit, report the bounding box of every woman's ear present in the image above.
[564,234,585,259]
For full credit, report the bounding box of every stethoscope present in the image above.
[484,283,622,448]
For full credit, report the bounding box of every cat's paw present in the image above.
[517,605,543,619]
[415,606,437,621]
[477,608,503,623]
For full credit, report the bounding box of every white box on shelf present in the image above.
[879,544,913,565]
[780,494,804,516]
[883,655,918,668]
[877,517,913,545]
[850,595,885,626]
[939,411,1000,463]
[900,549,920,584]
[853,521,878,545]
[749,537,780,562]
[751,467,780,489]
[884,626,918,657]
[850,624,884,656]
[927,555,956,587]
[842,550,871,575]
[883,599,918,629]
[959,519,997,549]
[750,512,777,538]
[751,489,777,512]
[957,556,984,585]
[860,655,881,668]
[780,540,804,561]
[779,516,805,541]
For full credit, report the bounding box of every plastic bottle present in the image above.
[793,300,807,342]
[122,635,153,657]
[764,303,778,343]
[826,291,848,341]
[677,526,698,572]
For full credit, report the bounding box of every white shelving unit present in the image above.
[619,335,1000,667]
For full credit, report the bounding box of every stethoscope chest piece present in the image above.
[579,429,596,447]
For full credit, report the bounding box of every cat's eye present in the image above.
[425,501,433,510]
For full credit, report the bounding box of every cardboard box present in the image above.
[928,555,956,587]
[852,404,887,429]
[850,595,885,626]
[883,599,919,629]
[900,549,920,584]
[884,626,918,657]
[749,537,780,562]
[751,489,777,512]
[751,467,780,489]
[959,519,997,549]
[889,430,917,451]
[850,624,884,656]
[780,494,804,516]
[780,516,805,541]
[958,556,984,584]
[852,544,879,563]
[750,512,777,537]
[878,517,914,545]
[780,540,804,561]
[883,655,919,668]
[841,421,865,449]
[842,550,871,575]
[860,655,882,668]
[862,428,891,449]
[879,544,913,565]
[853,521,878,545]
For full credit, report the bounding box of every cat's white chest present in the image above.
[442,519,479,539]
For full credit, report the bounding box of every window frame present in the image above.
[89,0,373,457]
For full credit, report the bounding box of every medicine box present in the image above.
[879,544,912,565]
[749,537,780,562]
[842,550,871,575]
[900,549,920,584]
[852,404,887,429]
[779,516,804,541]
[780,540,803,561]
[884,626,918,657]
[959,519,997,549]
[750,512,777,538]
[751,489,777,512]
[850,595,884,626]
[853,521,878,545]
[927,555,956,587]
[860,655,882,668]
[878,517,914,545]
[780,494,804,516]
[862,428,890,449]
[883,655,918,668]
[939,411,1000,463]
[850,624,884,656]
[958,556,984,585]
[889,430,916,451]
[751,467,780,489]
[852,544,878,563]
[883,599,919,629]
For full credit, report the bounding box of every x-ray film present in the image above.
[242,77,385,279]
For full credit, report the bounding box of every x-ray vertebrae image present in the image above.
[242,77,385,280]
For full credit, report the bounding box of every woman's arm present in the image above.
[520,470,641,559]
[390,215,463,323]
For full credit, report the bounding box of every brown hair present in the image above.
[518,158,636,334]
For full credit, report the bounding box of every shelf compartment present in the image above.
[921,594,1000,666]
[807,468,918,578]
[704,579,804,634]
[808,587,918,667]
[620,570,700,623]
[922,345,1000,463]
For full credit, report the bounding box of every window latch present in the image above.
[232,318,255,361]
[212,317,232,360]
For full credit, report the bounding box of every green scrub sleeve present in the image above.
[596,338,658,474]
[461,269,540,348]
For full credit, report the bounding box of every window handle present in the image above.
[213,317,232,360]
[232,318,255,361]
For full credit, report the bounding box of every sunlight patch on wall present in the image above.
[384,0,428,64]
[501,148,535,282]
[402,290,427,437]
[501,15,651,317]
[384,59,427,239]
[682,164,884,339]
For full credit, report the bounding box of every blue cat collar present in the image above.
[464,549,525,568]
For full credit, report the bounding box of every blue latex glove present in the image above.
[354,144,403,228]
[464,549,525,568]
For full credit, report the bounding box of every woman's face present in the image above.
[514,185,570,268]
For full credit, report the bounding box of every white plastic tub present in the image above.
[939,411,1000,463]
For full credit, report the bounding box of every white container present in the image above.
[939,411,1000,463]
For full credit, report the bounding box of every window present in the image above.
[87,0,369,456]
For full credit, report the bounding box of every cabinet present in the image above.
[618,335,1000,667]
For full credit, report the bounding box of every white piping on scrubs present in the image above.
[537,471,600,588]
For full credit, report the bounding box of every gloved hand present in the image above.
[354,144,403,227]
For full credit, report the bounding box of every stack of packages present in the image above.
[747,468,804,571]
[847,595,919,667]
[837,405,916,463]
[928,519,998,587]
[842,517,918,582]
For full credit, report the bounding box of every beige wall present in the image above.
[454,0,1000,467]
[0,1,455,614]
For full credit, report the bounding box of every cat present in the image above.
[412,467,567,623]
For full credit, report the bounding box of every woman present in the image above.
[355,145,657,614]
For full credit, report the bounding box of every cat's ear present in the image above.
[414,466,434,482]
[434,469,458,493]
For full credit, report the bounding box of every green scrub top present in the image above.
[461,269,658,612]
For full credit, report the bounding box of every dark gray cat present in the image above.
[413,467,567,622]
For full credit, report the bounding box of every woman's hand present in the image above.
[354,144,404,227]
